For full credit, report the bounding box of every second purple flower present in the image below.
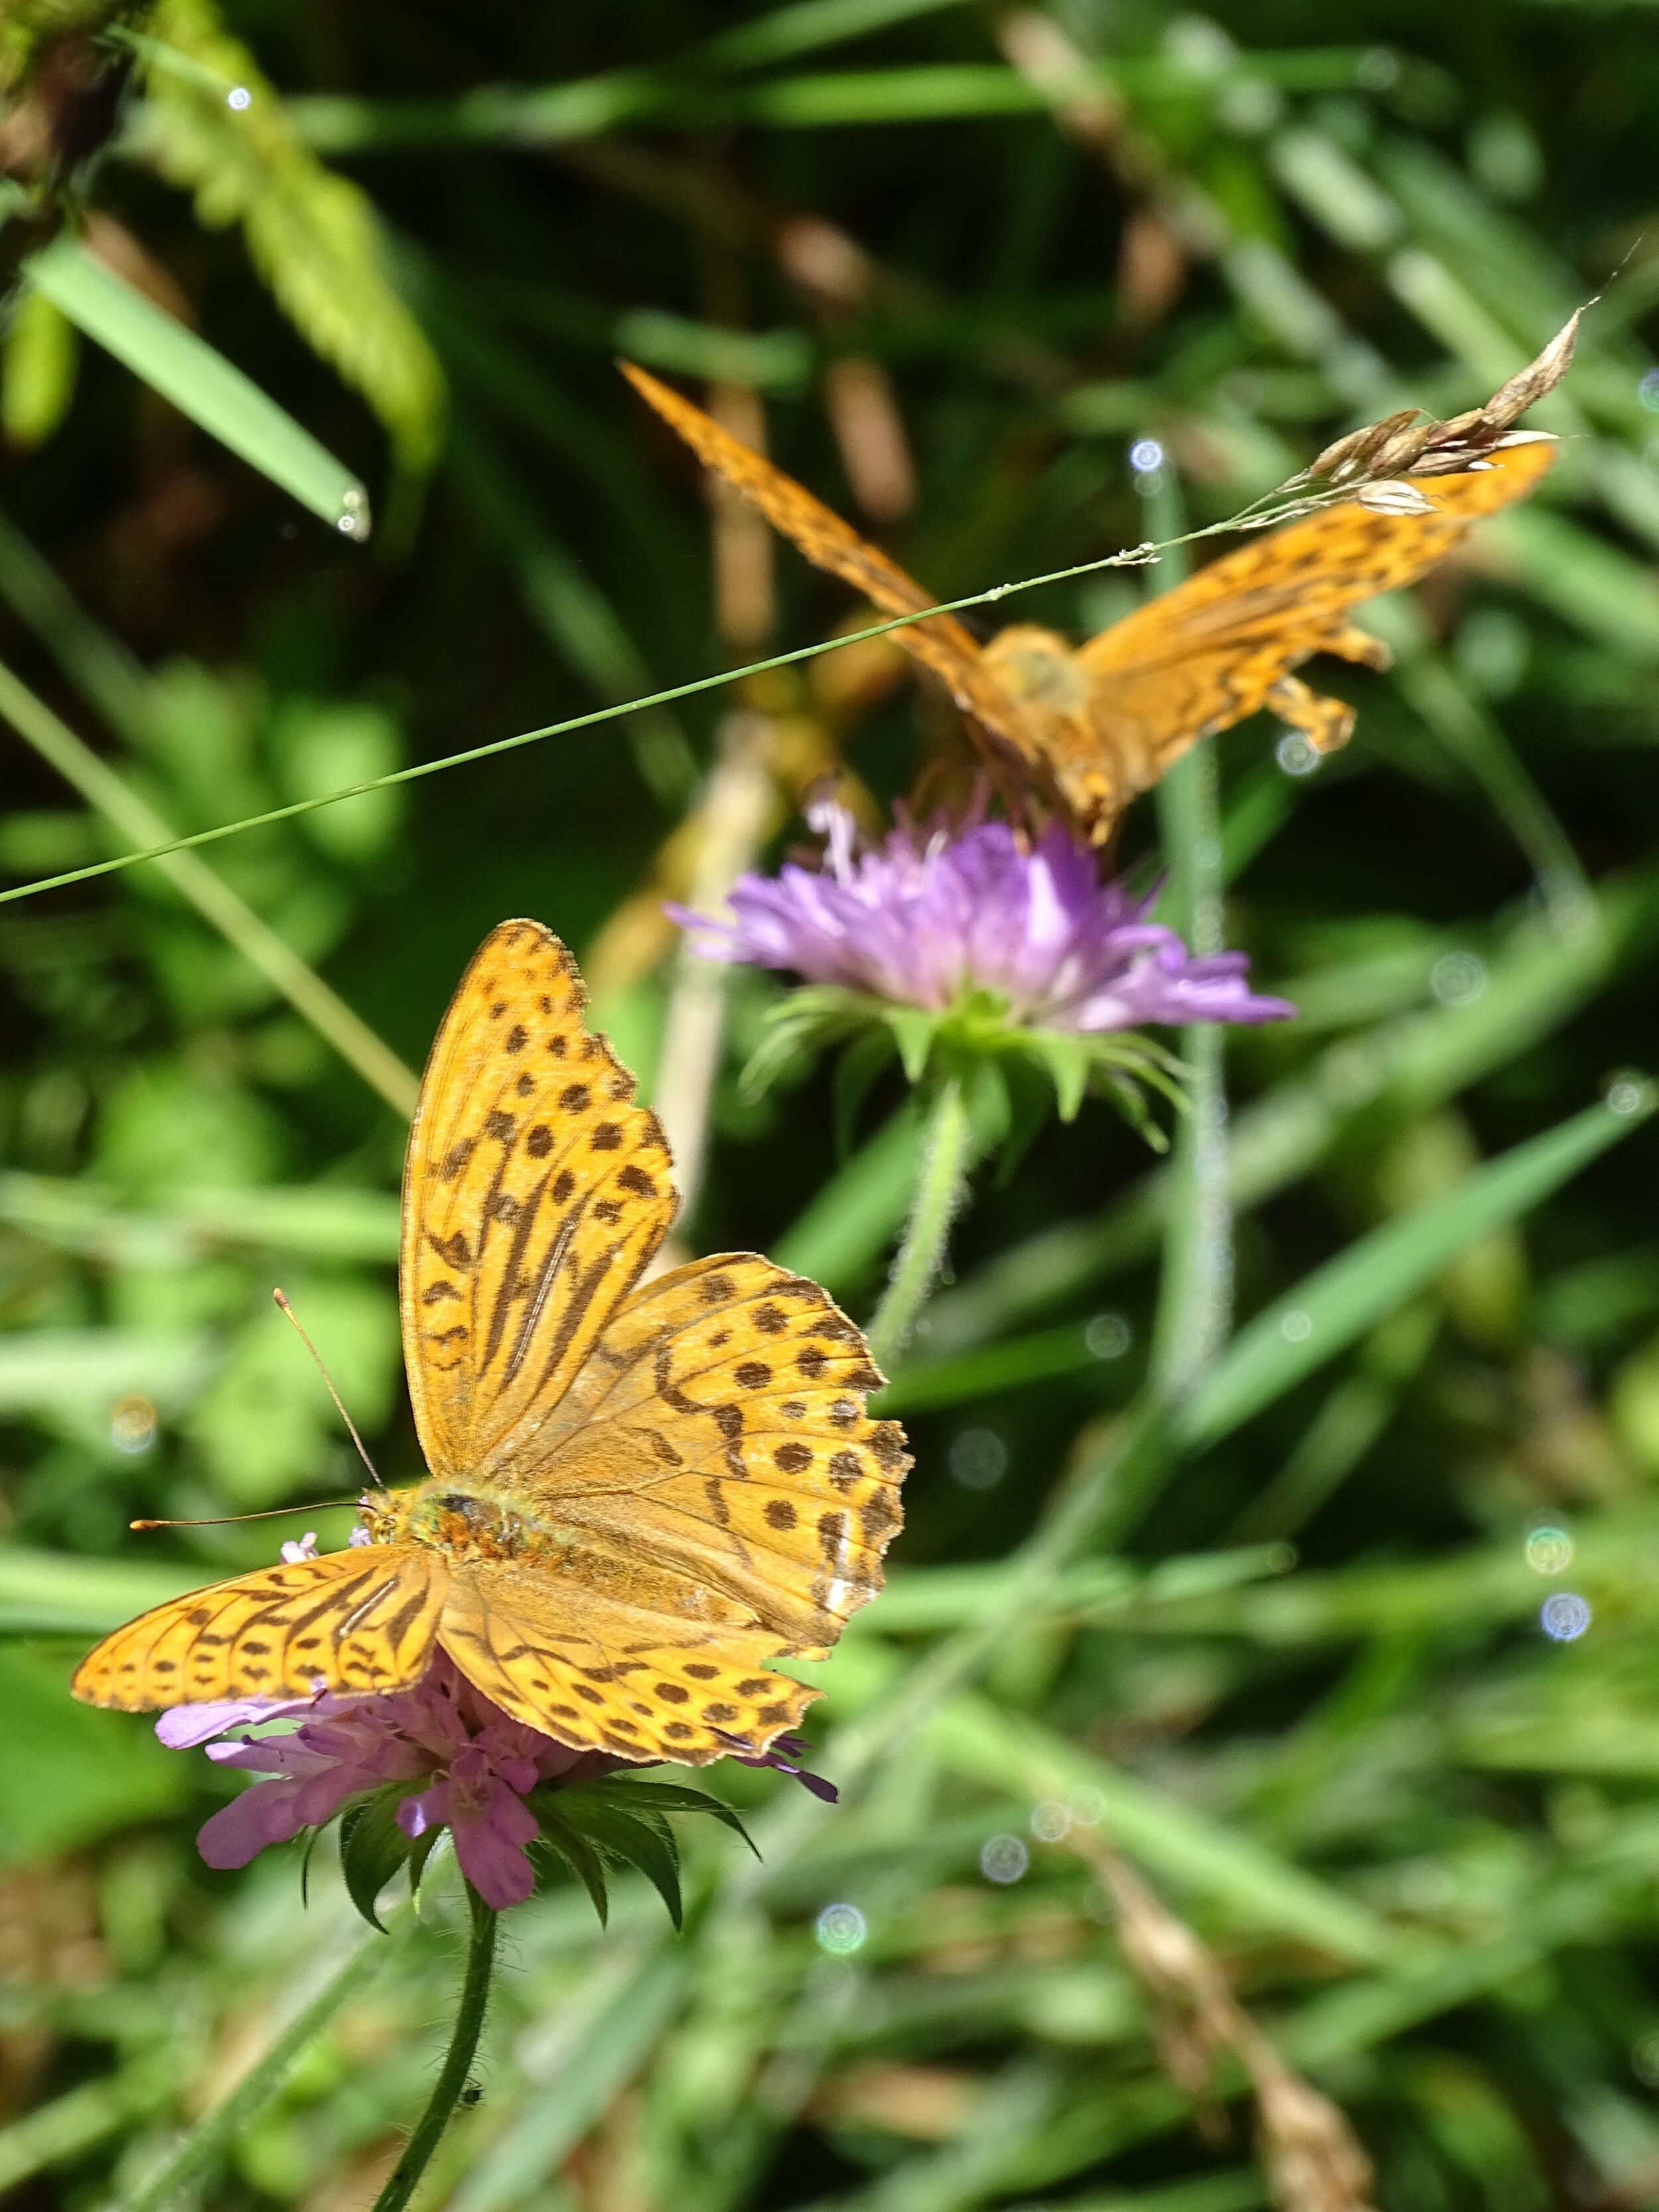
[672,798,1291,1037]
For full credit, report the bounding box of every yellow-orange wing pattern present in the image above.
[401,919,678,1482]
[71,1546,447,1711]
[440,1565,817,1767]
[1061,438,1556,832]
[439,1254,908,1764]
[621,360,1040,774]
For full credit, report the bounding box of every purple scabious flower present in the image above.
[158,1650,604,1910]
[669,799,1293,1033]
[159,1653,837,1912]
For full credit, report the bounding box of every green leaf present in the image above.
[563,1776,758,1856]
[1,289,77,449]
[1027,1033,1091,1122]
[738,985,870,1100]
[537,1779,713,1929]
[527,1794,613,1926]
[337,1784,415,1931]
[1095,1067,1172,1152]
[561,1799,684,1928]
[888,1005,938,1084]
[129,0,446,484]
[1181,1088,1656,1455]
[21,232,370,536]
[833,1027,897,1157]
[407,1822,445,1900]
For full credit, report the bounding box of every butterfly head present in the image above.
[981,625,1088,714]
[355,1487,409,1546]
[980,626,1121,838]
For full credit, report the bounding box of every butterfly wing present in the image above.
[72,1545,446,1711]
[1064,439,1555,831]
[401,919,678,1483]
[440,1565,818,1765]
[438,1253,909,1761]
[621,360,1040,771]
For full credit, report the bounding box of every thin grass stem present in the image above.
[0,488,1364,912]
[1142,465,1233,1402]
[0,659,419,1116]
[117,1917,401,2212]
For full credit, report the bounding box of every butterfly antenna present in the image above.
[131,1502,360,1530]
[273,1287,386,1489]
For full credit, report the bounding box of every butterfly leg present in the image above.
[1265,674,1356,755]
[1321,624,1393,672]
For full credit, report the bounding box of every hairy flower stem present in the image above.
[867,1078,974,1371]
[1140,463,1233,1402]
[371,1888,498,2212]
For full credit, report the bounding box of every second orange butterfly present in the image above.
[623,362,1556,842]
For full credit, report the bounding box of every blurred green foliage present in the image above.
[5,1,1659,2208]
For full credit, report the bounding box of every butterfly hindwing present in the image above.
[439,1254,908,1760]
[528,1256,907,1639]
[401,919,678,1483]
[71,1546,446,1711]
[441,1562,817,1765]
[1062,439,1556,829]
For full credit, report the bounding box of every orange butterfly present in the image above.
[622,362,1555,842]
[73,921,909,1766]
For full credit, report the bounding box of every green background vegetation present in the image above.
[5,1,1659,2205]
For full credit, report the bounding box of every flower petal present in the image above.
[670,800,1292,1039]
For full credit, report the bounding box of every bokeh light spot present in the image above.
[1540,1591,1591,1642]
[1086,1313,1131,1360]
[815,1902,867,1954]
[981,1833,1030,1883]
[950,1428,1007,1490]
[1524,1524,1573,1575]
[111,1395,157,1454]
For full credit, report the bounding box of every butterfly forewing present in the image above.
[622,361,1041,773]
[71,1547,446,1711]
[627,360,1553,841]
[401,919,678,1481]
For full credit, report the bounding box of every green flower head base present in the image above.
[670,799,1293,1140]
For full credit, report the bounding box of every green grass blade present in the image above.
[1144,468,1232,1398]
[699,0,975,71]
[929,1695,1391,1960]
[772,1102,930,1295]
[1179,1088,1655,1457]
[22,234,370,536]
[0,1546,198,1637]
[0,656,418,1115]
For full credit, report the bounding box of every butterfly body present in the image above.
[75,920,909,1767]
[622,361,1555,840]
